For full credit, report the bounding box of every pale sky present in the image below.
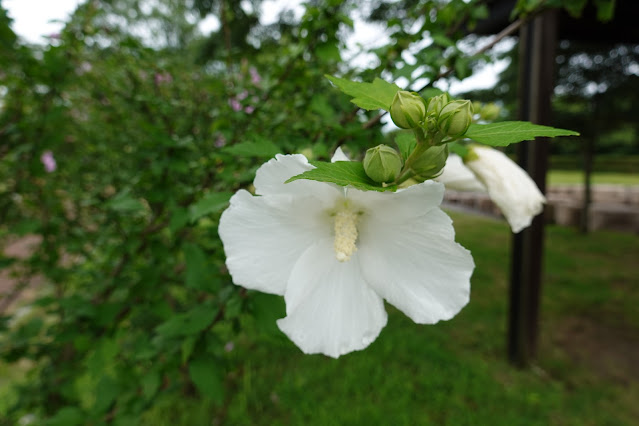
[3,0,505,95]
[4,0,81,43]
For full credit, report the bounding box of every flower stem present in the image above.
[392,129,433,185]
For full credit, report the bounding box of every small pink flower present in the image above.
[250,67,261,85]
[215,135,226,148]
[41,151,57,173]
[224,341,235,352]
[229,98,242,112]
[48,33,61,40]
[154,72,173,85]
[244,106,255,114]
[237,90,249,101]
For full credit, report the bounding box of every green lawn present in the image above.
[144,213,639,425]
[548,170,639,186]
[4,214,638,425]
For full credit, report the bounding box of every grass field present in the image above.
[3,213,638,425]
[548,170,639,186]
[142,213,639,425]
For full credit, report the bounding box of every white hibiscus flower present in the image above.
[436,148,546,234]
[464,146,546,233]
[436,154,487,192]
[218,151,474,358]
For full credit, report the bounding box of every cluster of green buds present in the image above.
[391,90,474,139]
[362,90,475,186]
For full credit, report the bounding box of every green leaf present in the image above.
[169,207,190,232]
[188,356,224,403]
[431,33,455,47]
[454,57,470,80]
[448,141,469,158]
[325,75,400,111]
[251,293,286,336]
[310,95,336,121]
[181,336,198,364]
[421,88,445,100]
[465,121,579,146]
[563,0,588,17]
[222,138,280,158]
[189,192,232,222]
[142,371,161,400]
[155,306,216,338]
[13,219,41,235]
[105,190,145,212]
[595,0,615,21]
[183,243,218,292]
[315,42,341,62]
[395,133,416,162]
[286,161,396,192]
[93,376,119,414]
[46,406,84,426]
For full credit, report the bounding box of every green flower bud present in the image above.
[363,144,403,183]
[426,93,451,116]
[479,102,500,121]
[390,91,427,129]
[411,144,448,179]
[437,100,473,138]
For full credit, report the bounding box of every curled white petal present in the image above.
[465,146,546,233]
[435,154,486,192]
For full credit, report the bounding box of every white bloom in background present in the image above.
[436,154,486,192]
[464,145,546,233]
[218,152,474,358]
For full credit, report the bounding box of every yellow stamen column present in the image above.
[333,209,359,262]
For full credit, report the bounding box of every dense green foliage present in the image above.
[0,0,625,424]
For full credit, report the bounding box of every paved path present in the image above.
[444,185,639,233]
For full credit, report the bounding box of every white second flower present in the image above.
[465,146,546,233]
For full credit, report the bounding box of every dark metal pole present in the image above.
[580,98,597,234]
[508,10,558,367]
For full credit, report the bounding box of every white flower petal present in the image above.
[359,208,474,324]
[331,146,350,162]
[465,146,546,233]
[218,190,329,295]
[435,154,487,192]
[253,154,340,201]
[277,239,388,358]
[348,180,445,223]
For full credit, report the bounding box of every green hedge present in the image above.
[549,155,639,173]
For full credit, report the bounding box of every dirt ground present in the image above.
[0,235,44,313]
[552,316,639,385]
